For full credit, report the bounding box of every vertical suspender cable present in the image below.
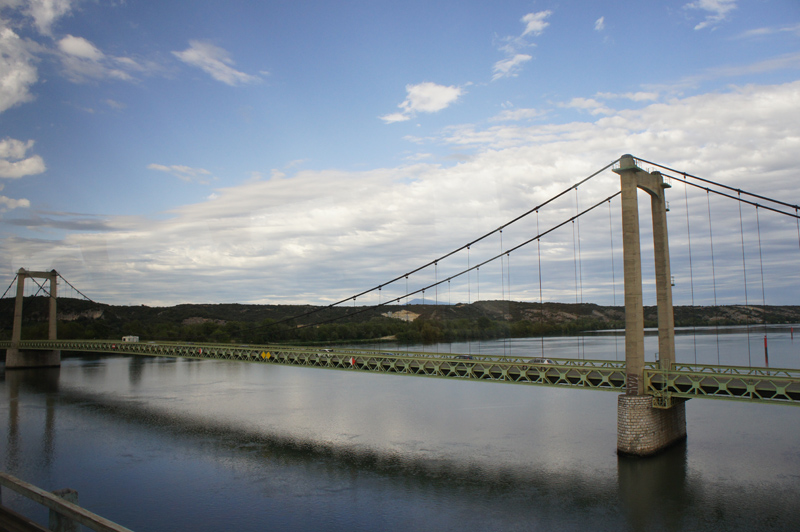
[467,246,471,305]
[499,230,508,358]
[477,267,480,302]
[435,262,438,307]
[477,266,481,354]
[572,219,579,305]
[608,199,619,361]
[707,191,721,364]
[507,253,511,306]
[572,216,580,359]
[507,252,512,357]
[575,188,585,304]
[575,188,585,358]
[756,206,769,367]
[796,208,800,253]
[537,211,545,357]
[448,279,452,354]
[500,230,505,302]
[683,177,698,364]
[738,193,752,366]
[467,247,472,355]
[405,275,409,354]
[435,261,438,354]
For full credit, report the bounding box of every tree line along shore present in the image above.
[2,297,799,346]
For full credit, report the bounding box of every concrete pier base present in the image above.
[4,349,61,369]
[617,395,686,456]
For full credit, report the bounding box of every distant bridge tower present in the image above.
[613,155,686,455]
[6,268,61,369]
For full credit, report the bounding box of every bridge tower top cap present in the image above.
[613,154,640,174]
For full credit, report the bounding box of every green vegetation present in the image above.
[2,296,799,346]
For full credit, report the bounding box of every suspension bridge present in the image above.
[2,154,799,456]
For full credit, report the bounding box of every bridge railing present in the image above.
[0,471,132,532]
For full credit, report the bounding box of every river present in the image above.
[2,327,799,531]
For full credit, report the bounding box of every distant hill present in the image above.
[2,296,799,331]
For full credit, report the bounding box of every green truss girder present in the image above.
[646,364,800,407]
[1,340,627,392]
[3,340,799,406]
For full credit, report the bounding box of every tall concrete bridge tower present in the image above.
[614,155,686,455]
[6,268,61,368]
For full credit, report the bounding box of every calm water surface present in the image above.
[2,328,799,531]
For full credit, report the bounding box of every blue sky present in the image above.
[1,0,799,307]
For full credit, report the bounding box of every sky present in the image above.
[0,0,799,308]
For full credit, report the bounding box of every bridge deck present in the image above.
[2,340,799,407]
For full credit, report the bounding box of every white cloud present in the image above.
[489,108,542,122]
[148,164,213,184]
[596,91,659,102]
[380,112,411,124]
[401,82,463,113]
[58,34,103,60]
[0,26,38,113]
[650,52,800,93]
[0,138,40,210]
[56,34,149,83]
[492,54,532,81]
[381,82,463,124]
[0,194,30,209]
[0,181,28,209]
[594,16,605,31]
[736,23,800,39]
[561,97,613,115]
[0,138,46,178]
[521,11,552,37]
[5,81,800,307]
[172,40,260,86]
[685,0,737,30]
[492,11,551,81]
[26,0,74,35]
[105,99,125,109]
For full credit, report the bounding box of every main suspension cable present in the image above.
[1,275,17,299]
[661,172,800,220]
[280,191,622,332]
[57,273,96,303]
[256,159,621,330]
[638,157,800,213]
